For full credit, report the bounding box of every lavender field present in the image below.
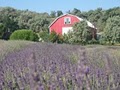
[0,41,120,90]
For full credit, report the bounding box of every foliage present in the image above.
[56,10,63,17]
[0,23,4,39]
[64,21,92,45]
[0,7,51,37]
[39,31,64,43]
[0,42,120,89]
[0,6,120,43]
[71,8,81,16]
[100,16,120,45]
[70,7,120,32]
[10,29,39,41]
[50,11,56,18]
[88,38,99,44]
[49,31,63,43]
[0,15,19,40]
[29,18,49,33]
[39,31,50,42]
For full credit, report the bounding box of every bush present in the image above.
[39,31,50,42]
[38,31,63,43]
[49,31,63,43]
[63,21,93,45]
[10,29,39,41]
[88,38,99,44]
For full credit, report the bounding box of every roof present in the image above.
[49,14,96,29]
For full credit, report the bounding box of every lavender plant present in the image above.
[0,42,120,90]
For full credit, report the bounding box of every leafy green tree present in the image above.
[0,15,19,39]
[0,23,4,39]
[100,16,120,44]
[30,18,49,32]
[50,11,56,18]
[0,7,52,39]
[0,6,120,41]
[97,7,120,32]
[56,10,63,17]
[64,21,92,44]
[71,8,81,15]
[18,12,31,29]
[87,8,102,23]
[75,11,88,20]
[3,15,19,32]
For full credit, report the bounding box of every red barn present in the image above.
[49,14,97,38]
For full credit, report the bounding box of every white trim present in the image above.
[49,14,96,29]
[64,17,71,24]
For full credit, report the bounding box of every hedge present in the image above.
[10,29,39,41]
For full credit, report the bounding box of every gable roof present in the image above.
[49,14,96,29]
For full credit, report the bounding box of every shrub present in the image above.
[88,38,99,44]
[39,31,50,42]
[63,21,93,45]
[38,31,63,43]
[49,31,63,43]
[63,32,75,44]
[10,29,39,41]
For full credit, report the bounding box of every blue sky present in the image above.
[0,0,120,13]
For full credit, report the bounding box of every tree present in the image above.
[0,6,120,41]
[0,23,4,39]
[71,8,81,15]
[56,10,63,17]
[64,21,92,44]
[50,11,56,18]
[18,12,32,29]
[30,18,49,32]
[87,8,104,32]
[0,7,52,39]
[0,15,19,40]
[100,16,120,44]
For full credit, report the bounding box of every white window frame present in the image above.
[64,17,71,24]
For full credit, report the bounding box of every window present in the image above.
[64,17,71,24]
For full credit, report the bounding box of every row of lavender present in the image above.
[0,43,120,90]
[0,40,34,63]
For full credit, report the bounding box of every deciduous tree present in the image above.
[100,16,120,44]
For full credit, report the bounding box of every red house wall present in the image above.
[50,15,80,35]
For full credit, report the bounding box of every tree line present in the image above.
[0,7,120,44]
